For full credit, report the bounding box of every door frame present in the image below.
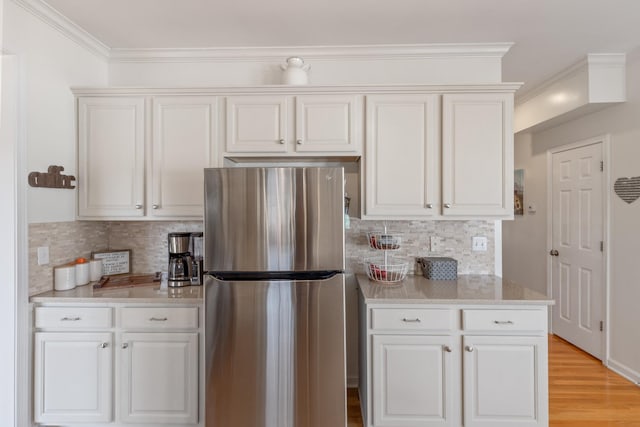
[546,135,611,364]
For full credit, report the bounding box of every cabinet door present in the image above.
[34,332,113,424]
[372,334,456,427]
[226,95,288,153]
[365,95,440,219]
[78,97,146,218]
[295,95,361,153]
[151,96,217,217]
[463,335,548,427]
[120,332,198,424]
[442,93,514,217]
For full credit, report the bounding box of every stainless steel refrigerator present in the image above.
[203,167,346,427]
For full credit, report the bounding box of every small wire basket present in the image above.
[366,232,401,250]
[365,257,409,283]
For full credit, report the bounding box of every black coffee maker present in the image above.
[167,232,194,287]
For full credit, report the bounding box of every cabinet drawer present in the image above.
[370,308,454,331]
[35,307,113,329]
[120,307,198,330]
[462,309,546,332]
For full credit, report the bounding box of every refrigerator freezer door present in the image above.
[204,167,345,273]
[204,274,346,427]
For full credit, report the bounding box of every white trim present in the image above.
[606,359,640,386]
[10,0,110,58]
[494,220,502,277]
[109,43,513,63]
[546,135,610,362]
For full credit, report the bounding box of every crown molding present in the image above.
[108,43,513,63]
[11,0,110,59]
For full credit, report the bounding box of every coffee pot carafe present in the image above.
[167,232,194,287]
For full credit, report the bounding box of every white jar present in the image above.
[75,262,90,286]
[280,57,310,85]
[54,265,76,291]
[89,259,103,281]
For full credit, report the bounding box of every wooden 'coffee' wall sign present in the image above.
[28,165,76,189]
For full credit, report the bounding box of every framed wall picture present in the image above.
[514,169,524,215]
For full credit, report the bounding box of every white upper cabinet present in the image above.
[151,96,217,217]
[78,97,145,218]
[442,93,514,218]
[225,94,361,156]
[77,95,217,220]
[364,94,439,219]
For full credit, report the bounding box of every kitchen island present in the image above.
[357,274,553,427]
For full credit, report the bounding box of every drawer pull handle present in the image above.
[443,345,452,353]
[100,342,109,349]
[402,318,421,323]
[493,320,514,325]
[465,345,474,352]
[149,317,168,321]
[61,317,81,321]
[122,343,129,349]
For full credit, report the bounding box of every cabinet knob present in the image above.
[135,204,143,209]
[279,139,285,144]
[296,139,303,145]
[549,249,559,256]
[152,204,159,209]
[426,203,433,209]
[465,345,474,352]
[122,343,129,349]
[100,342,109,349]
[444,203,451,208]
[443,345,452,353]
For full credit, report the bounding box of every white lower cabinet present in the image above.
[360,303,549,427]
[33,304,202,426]
[34,332,113,424]
[120,332,198,424]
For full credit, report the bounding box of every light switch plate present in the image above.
[472,236,488,252]
[37,246,50,265]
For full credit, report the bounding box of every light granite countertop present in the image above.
[30,283,203,304]
[357,274,553,305]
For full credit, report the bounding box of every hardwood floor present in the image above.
[347,334,640,426]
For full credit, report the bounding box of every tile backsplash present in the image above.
[28,219,494,295]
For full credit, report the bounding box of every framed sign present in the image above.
[92,249,131,275]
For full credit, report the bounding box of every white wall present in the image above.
[503,52,640,383]
[3,0,108,223]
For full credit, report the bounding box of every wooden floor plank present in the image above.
[347,334,640,427]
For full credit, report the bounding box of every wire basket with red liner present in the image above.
[366,232,401,250]
[365,257,409,283]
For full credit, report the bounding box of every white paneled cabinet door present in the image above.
[78,97,145,218]
[226,95,287,153]
[365,95,440,218]
[151,96,217,217]
[442,93,514,217]
[372,334,455,427]
[34,332,113,424]
[120,332,199,424]
[295,95,360,153]
[462,335,548,427]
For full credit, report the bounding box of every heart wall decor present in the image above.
[614,176,640,204]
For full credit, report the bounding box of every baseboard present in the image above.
[607,358,640,386]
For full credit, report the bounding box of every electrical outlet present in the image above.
[472,236,488,251]
[430,236,442,252]
[37,246,50,265]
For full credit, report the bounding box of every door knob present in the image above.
[549,249,559,256]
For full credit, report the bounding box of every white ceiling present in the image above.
[43,0,640,95]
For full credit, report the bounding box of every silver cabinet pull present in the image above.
[152,204,159,209]
[426,203,433,209]
[402,318,421,323]
[61,316,81,321]
[465,345,474,352]
[549,249,559,256]
[444,203,451,208]
[135,204,143,209]
[100,342,109,349]
[122,343,129,349]
[149,317,168,321]
[296,139,303,145]
[444,346,452,353]
[493,320,514,325]
[278,139,285,144]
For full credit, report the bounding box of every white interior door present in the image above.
[550,141,604,359]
